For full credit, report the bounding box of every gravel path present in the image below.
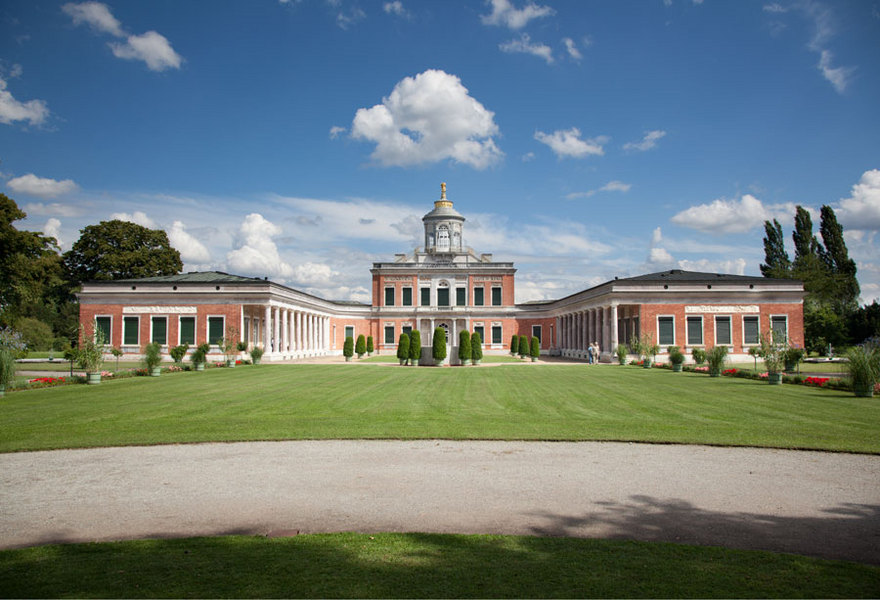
[1,440,878,564]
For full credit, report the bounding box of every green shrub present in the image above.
[367,336,374,354]
[518,335,528,357]
[250,346,264,362]
[668,349,685,365]
[845,343,880,393]
[190,345,206,364]
[397,333,410,364]
[691,348,707,365]
[0,345,15,391]
[615,344,628,363]
[236,341,248,352]
[16,317,54,351]
[343,336,354,359]
[530,336,540,358]
[471,331,483,361]
[169,344,189,364]
[510,335,519,355]
[706,345,728,373]
[355,334,366,357]
[458,330,471,362]
[409,330,422,365]
[667,346,680,355]
[432,328,447,362]
[76,325,105,373]
[143,342,162,370]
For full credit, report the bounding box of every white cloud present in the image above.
[351,69,503,169]
[0,76,49,126]
[336,6,366,29]
[43,218,63,247]
[566,181,631,199]
[499,34,554,64]
[562,37,582,60]
[110,31,183,71]
[623,129,666,152]
[763,3,788,13]
[816,49,854,94]
[62,1,124,37]
[168,220,211,263]
[534,128,606,159]
[670,194,796,234]
[7,174,78,198]
[837,169,880,231]
[383,1,408,17]
[481,0,555,30]
[21,202,83,218]
[329,125,346,139]
[226,213,294,279]
[678,258,748,275]
[522,152,536,162]
[645,226,676,270]
[111,210,158,228]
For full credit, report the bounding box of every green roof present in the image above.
[114,271,265,284]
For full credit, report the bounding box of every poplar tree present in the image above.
[760,219,791,278]
[819,205,859,309]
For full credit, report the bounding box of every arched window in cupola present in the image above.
[437,225,450,250]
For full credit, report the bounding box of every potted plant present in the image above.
[668,346,685,372]
[459,330,471,366]
[76,326,106,384]
[783,346,805,373]
[218,337,238,367]
[367,336,374,357]
[110,346,124,371]
[845,343,880,398]
[397,333,410,365]
[236,341,248,360]
[169,343,189,365]
[432,327,447,366]
[143,342,162,376]
[471,331,483,366]
[637,332,658,368]
[510,335,519,356]
[706,345,728,377]
[250,346,264,365]
[190,343,208,371]
[518,335,528,359]
[0,344,15,397]
[343,336,354,362]
[758,333,784,385]
[409,330,421,367]
[615,343,628,365]
[691,348,707,367]
[355,334,366,359]
[530,336,540,362]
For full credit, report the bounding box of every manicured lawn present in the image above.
[1,364,877,453]
[1,533,878,599]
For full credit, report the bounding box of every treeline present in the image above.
[761,205,879,352]
[1,194,182,352]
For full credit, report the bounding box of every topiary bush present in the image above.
[432,327,447,365]
[169,344,189,364]
[530,336,540,360]
[518,335,528,358]
[343,336,354,361]
[459,330,471,365]
[409,329,422,366]
[397,333,410,365]
[355,334,366,358]
[367,336,374,355]
[510,335,519,356]
[692,348,707,365]
[471,331,483,364]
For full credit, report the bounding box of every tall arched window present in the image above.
[437,225,450,250]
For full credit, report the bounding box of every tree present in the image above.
[458,330,471,364]
[409,329,422,366]
[355,334,366,358]
[760,219,791,279]
[63,220,182,284]
[509,335,519,355]
[343,336,354,360]
[366,335,374,355]
[396,333,410,365]
[471,331,482,363]
[530,335,540,360]
[849,301,880,345]
[432,327,447,364]
[518,335,528,358]
[819,205,859,309]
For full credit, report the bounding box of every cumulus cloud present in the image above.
[678,257,748,275]
[670,194,796,234]
[64,2,183,72]
[329,125,346,139]
[7,174,78,198]
[110,210,158,228]
[837,169,880,231]
[534,128,606,159]
[481,0,555,29]
[645,226,676,270]
[226,213,294,279]
[566,181,631,199]
[499,34,554,64]
[167,220,211,263]
[351,69,503,169]
[43,218,63,247]
[623,129,666,152]
[22,202,83,218]
[562,37,582,60]
[0,76,49,126]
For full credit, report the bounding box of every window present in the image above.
[658,316,674,346]
[456,287,466,306]
[437,225,450,250]
[743,316,759,345]
[95,316,111,344]
[179,316,196,345]
[402,326,412,337]
[715,316,731,345]
[474,287,484,306]
[344,325,354,341]
[420,288,431,306]
[384,325,394,344]
[474,325,485,342]
[491,286,502,306]
[208,316,224,346]
[437,288,450,306]
[686,316,703,345]
[771,316,787,342]
[123,316,139,346]
[402,287,413,306]
[532,325,542,343]
[491,325,502,345]
[384,287,395,306]
[151,316,167,345]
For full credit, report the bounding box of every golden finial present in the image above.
[435,182,453,208]
[440,182,447,199]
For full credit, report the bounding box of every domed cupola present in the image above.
[423,183,465,253]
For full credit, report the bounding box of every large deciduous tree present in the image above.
[63,220,183,284]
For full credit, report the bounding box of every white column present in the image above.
[272,307,280,354]
[280,309,288,354]
[296,312,303,355]
[611,304,619,351]
[289,310,295,354]
[264,306,272,352]
[309,314,316,354]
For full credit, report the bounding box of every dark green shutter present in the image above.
[95,317,111,344]
[208,317,224,345]
[384,326,394,344]
[180,317,196,345]
[421,288,430,306]
[402,287,412,306]
[743,316,759,345]
[771,316,787,342]
[474,287,484,306]
[385,287,394,306]
[492,287,502,306]
[123,317,139,346]
[658,317,674,345]
[456,287,466,306]
[474,326,484,341]
[437,288,449,306]
[687,317,702,345]
[492,326,502,344]
[716,316,731,345]
[151,317,167,344]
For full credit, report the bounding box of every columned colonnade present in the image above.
[555,304,619,360]
[260,305,331,359]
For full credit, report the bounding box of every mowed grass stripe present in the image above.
[1,364,878,453]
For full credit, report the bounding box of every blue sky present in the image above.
[2,0,879,304]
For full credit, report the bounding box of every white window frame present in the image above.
[686,315,704,347]
[473,286,485,306]
[656,315,675,348]
[456,286,467,306]
[473,322,485,342]
[384,286,395,307]
[491,286,502,306]
[402,286,413,307]
[384,323,395,344]
[770,314,788,343]
[122,315,140,347]
[714,315,733,347]
[207,315,226,347]
[531,325,542,344]
[178,315,197,346]
[344,325,354,341]
[491,322,503,346]
[741,315,760,346]
[94,315,112,345]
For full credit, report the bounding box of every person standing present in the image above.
[587,343,594,364]
[593,341,600,364]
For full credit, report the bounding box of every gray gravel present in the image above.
[1,440,878,564]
